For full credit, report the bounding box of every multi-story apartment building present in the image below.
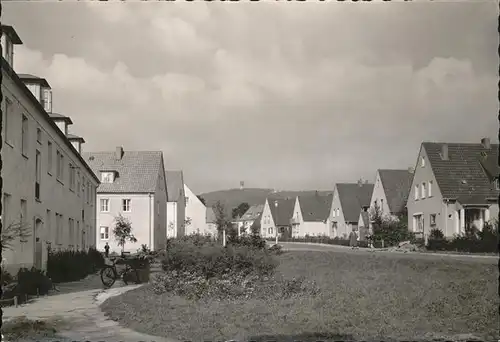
[83,147,168,253]
[1,25,99,273]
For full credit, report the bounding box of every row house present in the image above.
[1,25,99,273]
[290,194,332,238]
[184,183,214,236]
[234,204,264,236]
[330,182,374,239]
[83,147,167,253]
[260,197,295,239]
[166,170,186,239]
[407,138,499,239]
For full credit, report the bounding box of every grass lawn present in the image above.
[101,251,498,342]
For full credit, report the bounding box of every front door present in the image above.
[331,222,338,238]
[34,218,43,269]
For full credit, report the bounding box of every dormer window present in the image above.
[495,179,500,191]
[101,172,115,183]
[42,88,52,113]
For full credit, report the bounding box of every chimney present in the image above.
[481,137,491,149]
[115,146,124,160]
[441,144,449,161]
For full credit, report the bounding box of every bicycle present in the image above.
[100,255,141,288]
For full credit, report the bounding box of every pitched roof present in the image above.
[49,112,73,124]
[1,25,23,44]
[297,194,333,222]
[17,73,51,88]
[1,57,99,184]
[206,207,216,223]
[336,183,374,223]
[82,150,163,193]
[238,204,264,222]
[67,133,85,143]
[166,171,184,202]
[267,197,295,226]
[423,142,499,204]
[378,169,413,214]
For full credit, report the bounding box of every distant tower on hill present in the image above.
[240,181,245,190]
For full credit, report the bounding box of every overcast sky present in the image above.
[3,1,498,194]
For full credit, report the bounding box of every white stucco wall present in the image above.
[260,199,276,238]
[369,171,391,216]
[96,193,155,254]
[330,186,352,239]
[153,162,167,250]
[1,69,98,274]
[184,184,208,235]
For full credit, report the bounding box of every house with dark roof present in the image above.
[234,204,264,236]
[330,182,374,239]
[83,147,167,253]
[290,193,333,237]
[206,207,218,237]
[260,197,295,238]
[166,170,186,238]
[1,24,99,273]
[369,169,414,219]
[407,138,499,238]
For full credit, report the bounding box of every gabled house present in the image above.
[290,194,333,237]
[1,24,99,273]
[330,182,374,239]
[166,170,186,239]
[235,204,264,236]
[260,198,295,238]
[369,169,414,220]
[184,183,208,235]
[407,138,499,238]
[84,147,167,253]
[357,209,371,241]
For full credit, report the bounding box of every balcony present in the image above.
[290,217,300,225]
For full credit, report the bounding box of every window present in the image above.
[380,199,384,211]
[35,150,41,200]
[336,209,339,217]
[87,181,90,203]
[69,218,74,247]
[56,151,64,181]
[76,172,80,196]
[21,114,29,156]
[43,88,52,112]
[55,214,62,245]
[3,194,11,227]
[414,185,419,200]
[46,210,51,243]
[428,181,433,197]
[82,177,86,199]
[5,98,13,145]
[430,214,436,226]
[495,179,500,191]
[20,199,27,242]
[413,214,423,233]
[101,172,114,183]
[421,157,425,168]
[100,226,109,240]
[69,164,75,191]
[268,227,273,235]
[421,183,426,199]
[185,197,189,206]
[100,199,109,212]
[122,199,131,212]
[47,142,53,174]
[36,128,42,144]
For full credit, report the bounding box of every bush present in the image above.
[47,247,104,283]
[16,267,52,296]
[1,267,14,286]
[426,222,499,254]
[429,228,445,240]
[228,234,267,250]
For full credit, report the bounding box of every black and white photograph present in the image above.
[0,0,498,341]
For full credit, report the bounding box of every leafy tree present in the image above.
[113,214,137,253]
[213,201,231,242]
[368,202,414,247]
[1,220,31,251]
[197,195,206,206]
[232,202,250,219]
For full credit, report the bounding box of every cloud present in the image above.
[5,1,497,193]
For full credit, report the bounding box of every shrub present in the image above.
[228,235,267,250]
[429,228,445,240]
[47,247,104,283]
[16,267,52,296]
[1,267,14,286]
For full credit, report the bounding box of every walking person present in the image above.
[104,242,110,258]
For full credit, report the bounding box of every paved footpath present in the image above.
[3,275,179,342]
